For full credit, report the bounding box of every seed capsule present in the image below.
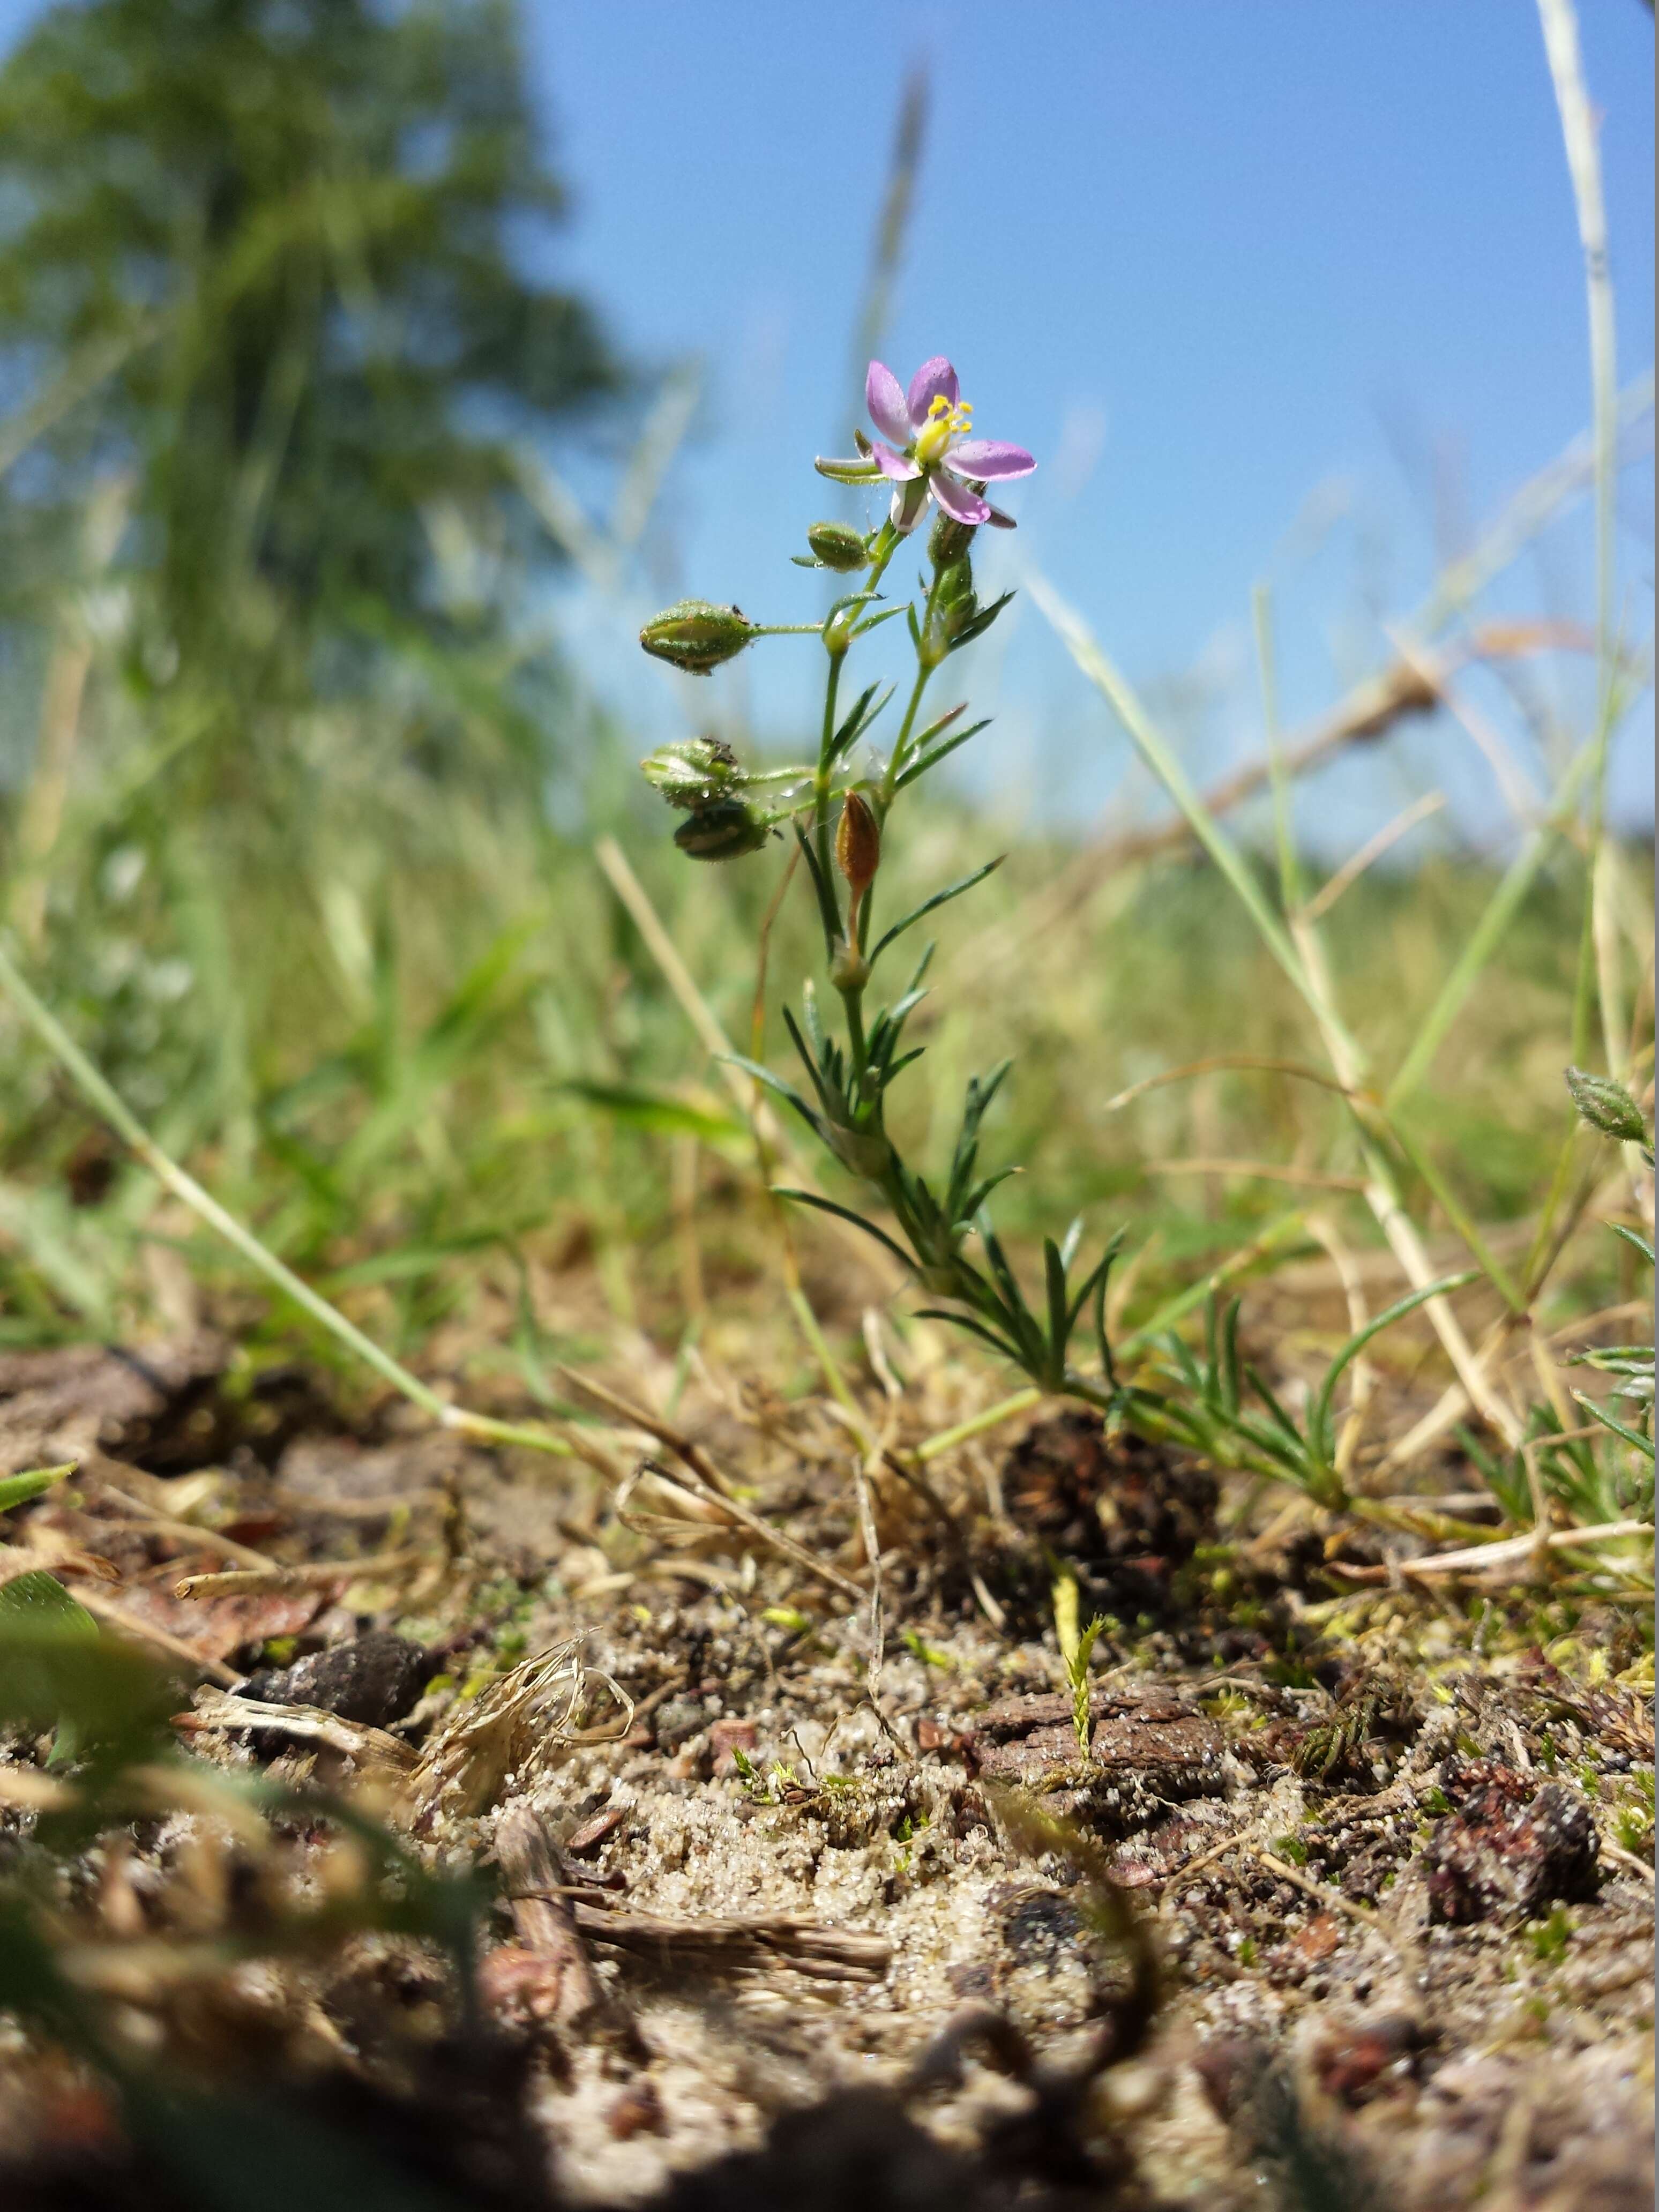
[641,736,742,810]
[639,600,757,675]
[806,520,869,572]
[835,791,881,899]
[672,798,771,862]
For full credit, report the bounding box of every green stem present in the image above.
[863,523,900,599]
[916,1387,1042,1463]
[881,562,946,805]
[843,983,869,1087]
[814,648,845,931]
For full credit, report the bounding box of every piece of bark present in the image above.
[963,1686,1224,1793]
[570,1902,891,1983]
[492,1803,607,2031]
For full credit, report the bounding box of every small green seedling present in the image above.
[1052,1567,1108,1762]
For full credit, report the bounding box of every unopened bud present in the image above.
[672,798,771,862]
[641,736,741,810]
[1565,1066,1648,1146]
[928,511,976,566]
[639,600,757,675]
[934,554,980,647]
[806,521,868,572]
[835,791,881,899]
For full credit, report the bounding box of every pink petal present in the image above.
[890,476,929,533]
[927,471,991,527]
[872,440,920,482]
[944,438,1035,481]
[906,356,959,426]
[865,361,914,449]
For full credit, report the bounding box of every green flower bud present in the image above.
[1565,1066,1649,1146]
[672,798,771,862]
[805,521,868,572]
[928,511,976,566]
[641,736,741,810]
[639,600,757,675]
[935,554,978,644]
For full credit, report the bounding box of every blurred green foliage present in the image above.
[0,0,617,752]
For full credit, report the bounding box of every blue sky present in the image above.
[524,0,1654,843]
[2,0,1652,845]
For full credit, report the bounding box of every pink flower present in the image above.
[817,357,1036,534]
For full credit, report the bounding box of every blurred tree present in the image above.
[0,0,619,720]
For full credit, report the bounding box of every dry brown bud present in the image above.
[835,791,881,899]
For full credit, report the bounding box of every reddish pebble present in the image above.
[708,1717,758,1775]
[1290,1911,1342,1964]
[607,2082,665,2140]
[567,1806,626,1855]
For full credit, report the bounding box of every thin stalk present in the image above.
[916,1387,1042,1463]
[1038,585,1521,1443]
[1034,576,1365,1068]
[864,524,901,599]
[1538,0,1624,1077]
[787,1283,868,1434]
[1387,736,1597,1109]
[814,649,846,922]
[1384,1112,1527,1314]
[0,934,572,1458]
[1251,581,1304,913]
[880,560,946,802]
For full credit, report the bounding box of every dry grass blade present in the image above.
[1329,1518,1652,1586]
[180,1689,417,1775]
[174,1551,430,1601]
[560,1364,865,1603]
[1303,790,1449,923]
[410,1639,633,1824]
[978,620,1592,960]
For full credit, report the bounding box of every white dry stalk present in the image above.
[1395,1519,1650,1583]
[1538,0,1630,1089]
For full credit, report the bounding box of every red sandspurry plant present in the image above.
[637,353,1133,1413]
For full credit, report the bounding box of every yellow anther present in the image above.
[915,393,974,467]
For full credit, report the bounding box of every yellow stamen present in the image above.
[914,393,973,467]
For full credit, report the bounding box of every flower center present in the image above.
[913,393,972,468]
